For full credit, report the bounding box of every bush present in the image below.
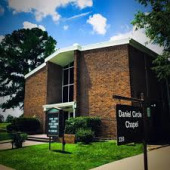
[11,132,27,148]
[76,128,94,144]
[65,117,101,137]
[6,115,15,123]
[7,118,40,133]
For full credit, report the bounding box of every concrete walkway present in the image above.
[92,146,170,170]
[0,164,14,170]
[0,140,45,150]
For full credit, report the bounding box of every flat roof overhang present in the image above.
[25,44,81,79]
[43,101,76,112]
[25,38,158,79]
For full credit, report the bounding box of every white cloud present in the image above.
[110,26,163,55]
[8,0,93,22]
[87,14,107,35]
[0,35,4,42]
[77,0,93,9]
[0,97,22,120]
[23,21,46,31]
[63,25,69,30]
[0,5,4,15]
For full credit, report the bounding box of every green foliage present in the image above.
[0,141,143,170]
[152,51,170,80]
[132,0,170,49]
[11,132,27,148]
[6,115,15,123]
[7,117,40,133]
[76,128,94,144]
[0,122,10,130]
[133,0,170,112]
[65,117,101,136]
[132,0,170,81]
[0,28,56,110]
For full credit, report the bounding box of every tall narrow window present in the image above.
[62,62,74,102]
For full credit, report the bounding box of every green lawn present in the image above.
[0,141,142,170]
[0,123,11,141]
[0,123,10,130]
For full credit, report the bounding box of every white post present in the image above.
[73,105,75,118]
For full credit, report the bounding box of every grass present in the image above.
[0,123,11,141]
[0,123,10,130]
[0,141,143,170]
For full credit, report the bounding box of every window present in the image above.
[62,62,74,102]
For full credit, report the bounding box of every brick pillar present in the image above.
[74,50,81,116]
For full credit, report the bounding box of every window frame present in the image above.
[62,62,74,102]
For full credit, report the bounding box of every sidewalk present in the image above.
[0,164,14,170]
[92,146,170,170]
[0,140,45,150]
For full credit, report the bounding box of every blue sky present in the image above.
[0,0,163,118]
[0,0,151,48]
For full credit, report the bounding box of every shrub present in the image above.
[11,132,27,148]
[76,128,94,144]
[7,118,40,133]
[6,115,15,123]
[65,117,101,137]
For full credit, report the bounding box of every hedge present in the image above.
[76,128,94,144]
[7,118,40,133]
[65,117,101,137]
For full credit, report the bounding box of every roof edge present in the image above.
[25,38,158,79]
[82,38,130,51]
[25,63,46,79]
[129,39,158,57]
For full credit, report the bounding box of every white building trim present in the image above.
[25,63,46,79]
[25,38,158,79]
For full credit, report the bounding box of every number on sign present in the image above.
[119,136,125,142]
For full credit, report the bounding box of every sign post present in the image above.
[113,94,148,170]
[46,108,64,151]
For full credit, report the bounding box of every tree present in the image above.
[0,114,4,123]
[132,0,170,110]
[0,28,56,110]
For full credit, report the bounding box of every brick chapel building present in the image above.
[24,38,168,139]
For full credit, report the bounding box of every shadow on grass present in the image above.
[52,150,72,154]
[0,147,27,152]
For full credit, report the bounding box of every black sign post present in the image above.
[46,108,64,151]
[113,94,148,170]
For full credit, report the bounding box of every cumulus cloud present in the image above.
[87,14,107,35]
[0,5,4,15]
[8,0,93,22]
[23,21,46,31]
[110,26,163,54]
[63,25,69,30]
[0,35,4,42]
[77,0,93,9]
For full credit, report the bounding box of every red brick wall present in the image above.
[77,45,132,138]
[24,66,47,132]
